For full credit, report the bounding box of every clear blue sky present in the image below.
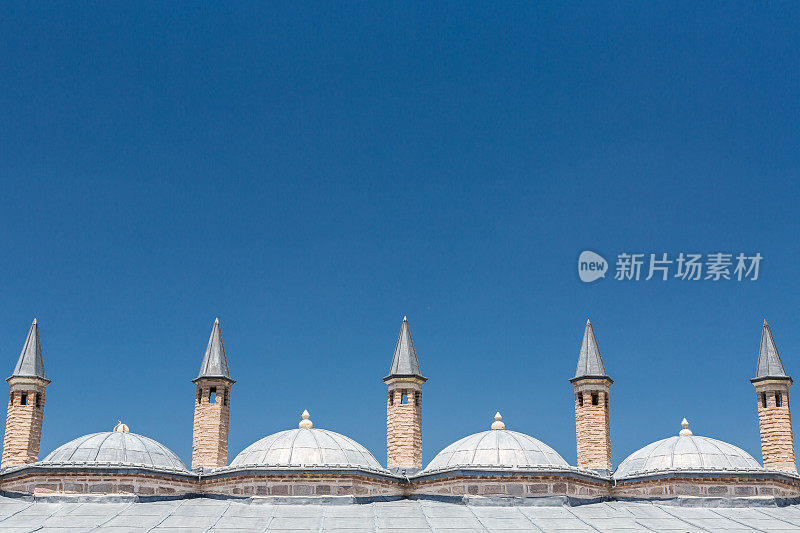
[1,3,798,469]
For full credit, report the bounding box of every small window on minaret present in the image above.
[762,393,767,408]
[209,387,217,404]
[577,394,584,407]
[591,393,599,406]
[414,392,420,406]
[776,393,782,407]
[197,389,202,404]
[35,394,40,408]
[388,391,393,406]
[401,392,408,405]
[223,388,228,406]
[20,393,28,406]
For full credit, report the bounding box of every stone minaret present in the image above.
[191,318,235,470]
[751,320,795,472]
[384,316,426,474]
[570,318,613,473]
[2,319,50,468]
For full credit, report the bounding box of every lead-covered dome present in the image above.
[422,413,569,474]
[615,419,763,479]
[230,411,387,473]
[40,424,188,472]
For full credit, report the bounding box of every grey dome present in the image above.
[615,435,763,479]
[423,430,569,473]
[231,429,387,473]
[41,432,188,472]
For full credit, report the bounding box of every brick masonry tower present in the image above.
[751,319,796,472]
[569,318,613,473]
[191,318,235,470]
[2,318,50,468]
[384,316,426,474]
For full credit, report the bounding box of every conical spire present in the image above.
[753,319,790,381]
[10,318,46,380]
[572,318,610,380]
[384,316,426,381]
[194,318,233,382]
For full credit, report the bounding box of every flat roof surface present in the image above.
[1,496,800,531]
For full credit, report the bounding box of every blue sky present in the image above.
[1,3,799,469]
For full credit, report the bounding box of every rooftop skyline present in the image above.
[2,312,793,470]
[1,3,798,470]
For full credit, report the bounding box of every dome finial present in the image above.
[113,420,129,433]
[299,409,313,429]
[679,417,692,436]
[491,411,505,430]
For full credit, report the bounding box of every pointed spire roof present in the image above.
[193,318,234,383]
[753,319,791,382]
[9,318,47,381]
[384,316,426,382]
[570,318,611,382]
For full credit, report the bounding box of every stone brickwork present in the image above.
[753,379,796,472]
[411,473,608,500]
[1,377,48,468]
[0,470,195,496]
[386,378,424,471]
[3,465,800,502]
[201,472,403,497]
[614,475,800,499]
[192,378,232,470]
[572,378,612,472]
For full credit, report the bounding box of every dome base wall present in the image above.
[613,472,800,500]
[409,471,609,501]
[0,467,196,497]
[3,466,800,503]
[200,471,404,498]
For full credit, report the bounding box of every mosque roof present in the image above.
[614,419,763,479]
[0,496,798,531]
[422,413,570,474]
[39,423,188,473]
[229,411,388,474]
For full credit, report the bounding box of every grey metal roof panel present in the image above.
[2,496,800,531]
[10,318,46,380]
[755,320,789,380]
[196,318,233,381]
[386,316,425,380]
[573,319,608,380]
